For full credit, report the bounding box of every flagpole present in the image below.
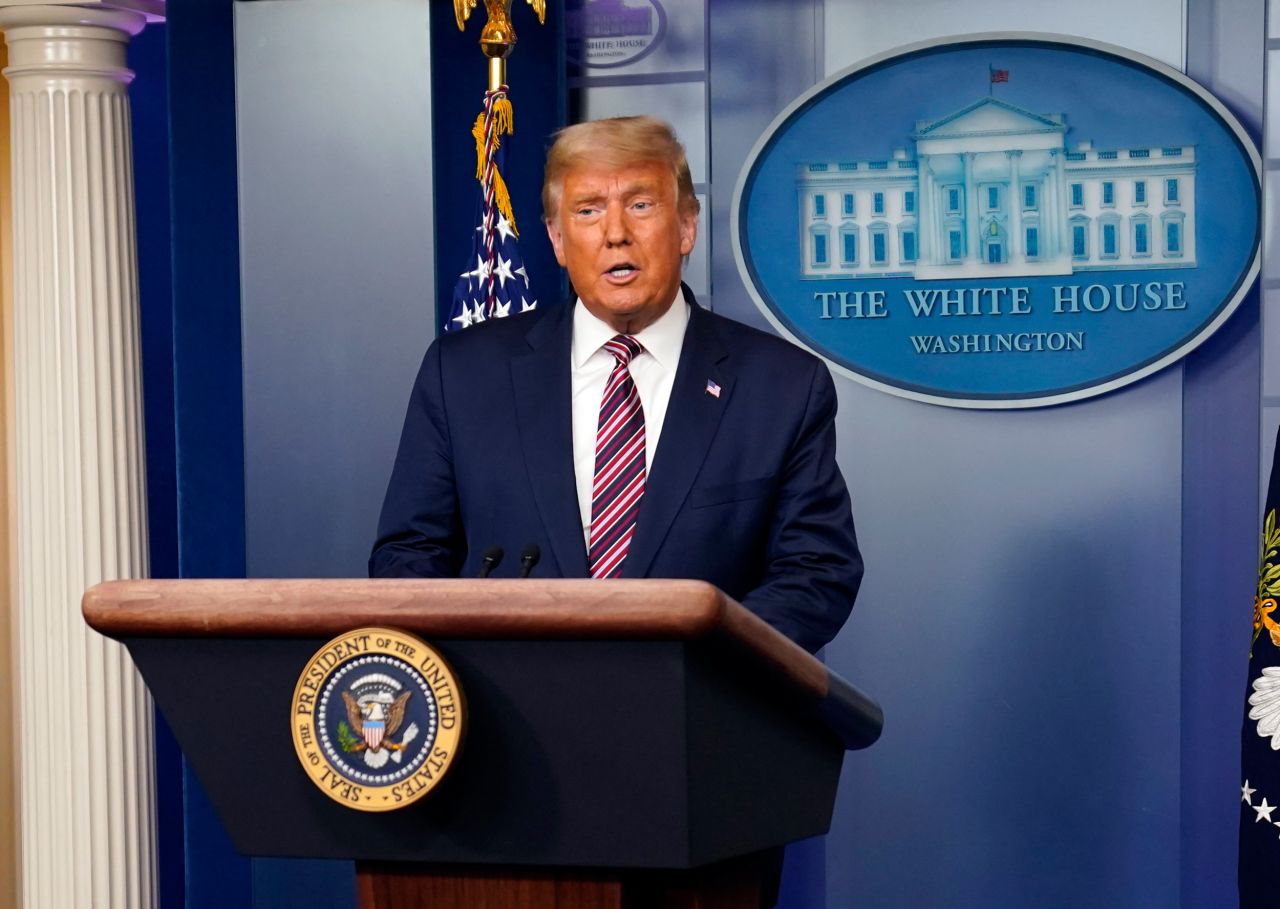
[480,91,504,311]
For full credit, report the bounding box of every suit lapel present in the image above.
[624,296,733,578]
[511,301,589,578]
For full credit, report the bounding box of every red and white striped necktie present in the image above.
[589,335,646,578]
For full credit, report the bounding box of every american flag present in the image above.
[445,86,537,332]
[990,67,1010,84]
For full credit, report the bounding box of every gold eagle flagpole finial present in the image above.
[453,0,547,92]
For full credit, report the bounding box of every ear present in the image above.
[678,208,698,258]
[545,218,568,266]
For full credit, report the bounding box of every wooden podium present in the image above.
[84,579,882,909]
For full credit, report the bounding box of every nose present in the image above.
[603,203,629,247]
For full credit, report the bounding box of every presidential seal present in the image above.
[290,627,464,811]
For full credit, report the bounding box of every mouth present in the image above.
[603,263,639,283]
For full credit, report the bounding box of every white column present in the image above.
[932,160,947,262]
[0,3,161,907]
[1042,157,1056,256]
[963,151,979,261]
[918,161,933,263]
[1007,150,1022,263]
[1052,148,1067,257]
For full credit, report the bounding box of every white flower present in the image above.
[1249,666,1280,749]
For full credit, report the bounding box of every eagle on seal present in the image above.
[341,690,412,753]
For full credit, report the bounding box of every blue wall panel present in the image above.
[703,6,823,903]
[1181,293,1260,906]
[1181,8,1265,905]
[129,21,184,909]
[824,375,1184,909]
[166,0,251,906]
[236,0,442,581]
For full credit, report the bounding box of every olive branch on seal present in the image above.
[337,721,362,754]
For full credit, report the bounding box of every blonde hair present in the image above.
[542,116,700,222]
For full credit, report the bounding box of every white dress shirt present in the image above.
[571,293,690,543]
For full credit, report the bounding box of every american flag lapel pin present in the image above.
[705,379,721,399]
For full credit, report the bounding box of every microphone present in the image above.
[517,544,541,579]
[478,546,504,578]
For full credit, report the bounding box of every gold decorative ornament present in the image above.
[454,0,548,92]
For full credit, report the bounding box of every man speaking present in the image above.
[370,116,861,653]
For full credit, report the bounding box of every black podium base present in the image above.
[130,636,841,868]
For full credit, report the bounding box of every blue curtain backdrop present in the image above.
[135,0,251,905]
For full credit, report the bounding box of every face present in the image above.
[545,160,698,334]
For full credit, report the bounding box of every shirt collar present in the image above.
[571,288,689,370]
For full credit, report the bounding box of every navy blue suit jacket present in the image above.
[370,290,862,652]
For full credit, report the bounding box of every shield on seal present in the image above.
[362,718,385,751]
[360,697,390,751]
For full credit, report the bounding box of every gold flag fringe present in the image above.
[472,96,518,237]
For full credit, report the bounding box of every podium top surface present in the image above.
[83,578,882,750]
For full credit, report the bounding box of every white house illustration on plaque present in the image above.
[797,97,1197,280]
